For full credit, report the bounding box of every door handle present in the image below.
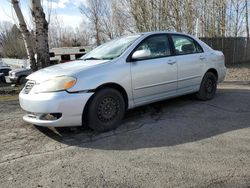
[167,60,176,65]
[200,56,205,60]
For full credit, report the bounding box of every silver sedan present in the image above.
[19,32,226,132]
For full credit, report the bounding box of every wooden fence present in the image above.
[200,37,250,66]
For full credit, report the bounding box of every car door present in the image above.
[170,34,205,94]
[129,34,177,105]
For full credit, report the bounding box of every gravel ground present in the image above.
[0,82,250,187]
[225,63,250,81]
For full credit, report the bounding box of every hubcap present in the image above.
[97,96,120,122]
[205,78,214,93]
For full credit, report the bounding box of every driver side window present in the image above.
[134,35,171,60]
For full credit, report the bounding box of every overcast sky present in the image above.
[0,0,86,28]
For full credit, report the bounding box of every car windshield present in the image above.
[81,35,141,60]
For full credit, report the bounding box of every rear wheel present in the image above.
[196,72,217,101]
[86,88,125,132]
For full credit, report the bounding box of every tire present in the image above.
[18,76,27,85]
[86,87,125,132]
[0,74,6,84]
[196,72,217,101]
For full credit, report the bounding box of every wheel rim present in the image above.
[97,96,120,122]
[205,77,215,93]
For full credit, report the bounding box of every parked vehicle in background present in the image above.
[50,46,90,64]
[0,61,11,76]
[19,32,226,132]
[9,47,90,85]
[9,68,32,85]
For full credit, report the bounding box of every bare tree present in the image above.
[79,0,105,45]
[124,0,250,37]
[111,1,132,36]
[11,0,37,70]
[245,0,249,38]
[48,15,62,48]
[99,0,131,40]
[75,21,92,46]
[31,0,50,69]
[227,0,246,37]
[235,0,240,37]
[126,0,152,32]
[0,23,27,58]
[100,1,115,40]
[10,0,250,57]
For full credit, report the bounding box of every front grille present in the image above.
[24,81,35,94]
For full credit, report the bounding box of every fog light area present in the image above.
[40,113,62,120]
[27,113,62,120]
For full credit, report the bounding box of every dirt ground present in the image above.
[0,81,250,188]
[225,63,250,81]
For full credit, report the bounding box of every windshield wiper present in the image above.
[83,57,116,60]
[83,57,102,60]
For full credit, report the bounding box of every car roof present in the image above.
[135,31,212,52]
[140,31,196,37]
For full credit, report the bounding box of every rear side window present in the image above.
[171,35,203,55]
[135,35,171,59]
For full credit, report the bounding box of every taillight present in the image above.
[220,54,225,61]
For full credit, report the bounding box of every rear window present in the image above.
[171,35,203,55]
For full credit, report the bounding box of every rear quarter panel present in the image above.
[195,37,226,84]
[203,50,226,83]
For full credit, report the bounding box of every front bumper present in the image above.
[9,76,18,83]
[19,89,94,127]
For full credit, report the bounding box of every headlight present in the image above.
[34,76,76,93]
[9,71,15,77]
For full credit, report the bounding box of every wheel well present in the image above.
[17,75,27,84]
[94,83,129,109]
[17,75,27,81]
[82,83,129,126]
[206,68,218,80]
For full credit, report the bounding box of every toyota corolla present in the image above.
[19,32,226,132]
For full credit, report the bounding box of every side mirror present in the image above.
[131,49,151,60]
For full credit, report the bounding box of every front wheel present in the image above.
[196,72,217,101]
[86,88,125,132]
[18,76,27,85]
[0,74,6,84]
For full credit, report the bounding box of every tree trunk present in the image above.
[221,0,226,37]
[246,0,249,38]
[245,0,249,61]
[11,0,37,71]
[31,0,50,69]
[235,0,239,37]
[95,20,101,45]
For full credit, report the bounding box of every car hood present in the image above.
[11,68,30,73]
[0,65,11,69]
[0,62,10,68]
[27,59,110,83]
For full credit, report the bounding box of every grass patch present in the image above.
[0,84,23,95]
[0,95,19,101]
